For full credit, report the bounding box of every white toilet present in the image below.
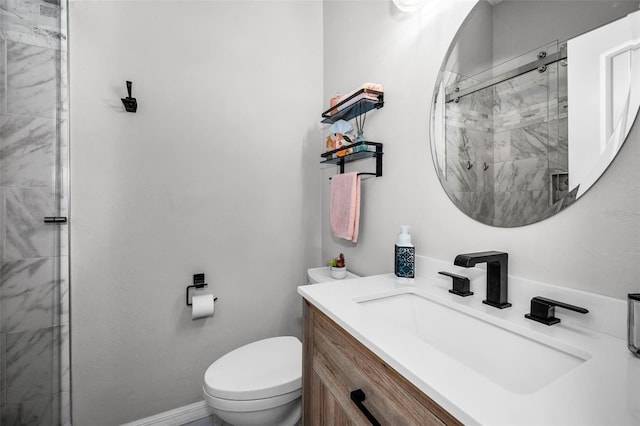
[203,267,359,426]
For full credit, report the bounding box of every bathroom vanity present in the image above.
[298,256,640,425]
[303,300,460,425]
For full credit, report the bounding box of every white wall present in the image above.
[447,0,493,79]
[69,1,322,424]
[322,0,640,300]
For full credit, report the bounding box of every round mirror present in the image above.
[430,0,640,227]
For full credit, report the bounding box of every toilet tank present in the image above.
[307,267,360,284]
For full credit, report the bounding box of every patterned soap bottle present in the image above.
[394,225,415,284]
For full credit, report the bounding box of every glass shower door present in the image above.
[441,41,564,227]
[0,0,70,424]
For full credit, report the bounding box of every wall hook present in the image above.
[466,160,473,170]
[121,81,138,113]
[482,162,489,171]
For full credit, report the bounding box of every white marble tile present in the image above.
[0,391,67,425]
[6,40,57,118]
[54,325,68,394]
[0,115,56,188]
[4,325,66,405]
[0,38,6,114]
[509,122,548,160]
[478,161,493,194]
[446,126,493,163]
[4,187,57,260]
[445,93,493,132]
[500,69,547,107]
[0,395,69,426]
[451,190,494,223]
[0,187,5,262]
[5,328,52,403]
[0,0,64,50]
[1,402,20,425]
[549,118,568,172]
[56,256,67,327]
[15,394,56,425]
[493,130,510,162]
[445,125,471,162]
[494,157,548,193]
[546,62,559,104]
[57,47,67,117]
[446,159,477,193]
[493,190,551,227]
[0,257,65,333]
[54,119,68,189]
[1,332,5,407]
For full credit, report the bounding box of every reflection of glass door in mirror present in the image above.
[431,0,640,227]
[440,43,564,227]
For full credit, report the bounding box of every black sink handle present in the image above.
[525,296,588,326]
[438,271,473,297]
[350,389,381,426]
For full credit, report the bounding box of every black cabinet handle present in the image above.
[43,217,67,224]
[350,389,381,426]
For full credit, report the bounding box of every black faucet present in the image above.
[454,251,511,309]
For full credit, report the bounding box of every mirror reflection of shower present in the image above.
[442,42,568,227]
[431,0,640,227]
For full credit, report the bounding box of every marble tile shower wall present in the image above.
[0,0,70,425]
[445,63,569,227]
[445,79,496,224]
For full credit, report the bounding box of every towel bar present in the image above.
[329,172,377,180]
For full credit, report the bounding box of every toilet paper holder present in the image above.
[186,273,218,306]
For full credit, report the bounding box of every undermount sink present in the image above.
[355,288,591,394]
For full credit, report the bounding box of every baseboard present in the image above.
[121,400,214,426]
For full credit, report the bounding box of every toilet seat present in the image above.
[203,387,301,412]
[203,336,302,401]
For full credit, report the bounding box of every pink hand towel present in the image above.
[330,172,361,243]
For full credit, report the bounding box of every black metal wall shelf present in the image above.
[321,141,383,177]
[321,89,384,124]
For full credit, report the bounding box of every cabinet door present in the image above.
[303,301,461,426]
[309,370,354,425]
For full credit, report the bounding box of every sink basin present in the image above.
[356,289,591,394]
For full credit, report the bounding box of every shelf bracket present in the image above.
[323,141,383,179]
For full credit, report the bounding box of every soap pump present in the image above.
[395,225,415,284]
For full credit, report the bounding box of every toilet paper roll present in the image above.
[191,293,215,320]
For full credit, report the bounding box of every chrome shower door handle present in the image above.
[43,216,68,224]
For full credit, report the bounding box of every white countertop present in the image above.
[298,258,640,425]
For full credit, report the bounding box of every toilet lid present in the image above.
[204,336,302,401]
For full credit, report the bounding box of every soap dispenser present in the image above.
[395,225,415,283]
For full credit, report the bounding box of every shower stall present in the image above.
[436,41,569,227]
[0,0,70,424]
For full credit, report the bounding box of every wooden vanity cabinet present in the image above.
[302,300,462,426]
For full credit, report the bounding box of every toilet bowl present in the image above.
[203,336,302,426]
[203,268,359,425]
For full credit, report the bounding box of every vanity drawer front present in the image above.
[311,305,460,426]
